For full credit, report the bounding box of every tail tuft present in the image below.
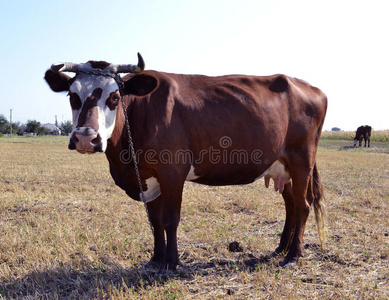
[312,163,326,250]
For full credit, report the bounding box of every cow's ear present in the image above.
[44,70,72,92]
[123,74,158,96]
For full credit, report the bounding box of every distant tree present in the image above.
[38,126,50,135]
[26,120,40,133]
[0,115,24,135]
[331,127,341,132]
[0,114,9,134]
[13,122,25,135]
[59,120,73,135]
[26,120,49,135]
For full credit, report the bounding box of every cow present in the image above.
[44,53,327,270]
[353,125,372,147]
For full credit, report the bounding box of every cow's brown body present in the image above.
[45,62,327,270]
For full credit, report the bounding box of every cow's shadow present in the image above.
[0,253,274,298]
[341,145,356,150]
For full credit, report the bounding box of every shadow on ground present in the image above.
[0,252,275,299]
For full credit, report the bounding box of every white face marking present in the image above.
[186,165,199,181]
[143,177,161,203]
[69,63,120,152]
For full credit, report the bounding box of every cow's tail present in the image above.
[312,163,326,250]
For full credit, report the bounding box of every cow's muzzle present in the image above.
[69,127,103,153]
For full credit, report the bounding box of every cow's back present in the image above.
[122,71,327,185]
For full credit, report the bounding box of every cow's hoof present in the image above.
[143,259,182,272]
[163,260,184,271]
[143,259,164,270]
[163,263,178,272]
[269,250,283,258]
[279,258,299,269]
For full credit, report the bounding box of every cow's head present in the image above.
[353,138,358,147]
[44,53,157,153]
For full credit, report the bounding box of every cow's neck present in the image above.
[104,96,143,200]
[106,96,134,159]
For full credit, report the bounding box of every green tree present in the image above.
[26,120,40,133]
[59,120,73,135]
[26,120,49,135]
[0,114,9,134]
[11,121,23,135]
[0,115,24,135]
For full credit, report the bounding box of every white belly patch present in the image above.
[142,166,198,203]
[261,160,291,194]
[142,177,161,203]
[186,165,199,181]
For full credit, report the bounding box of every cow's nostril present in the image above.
[68,133,79,150]
[91,135,102,145]
[68,141,76,150]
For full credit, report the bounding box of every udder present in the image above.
[263,160,291,194]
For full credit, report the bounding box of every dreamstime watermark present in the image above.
[119,136,266,165]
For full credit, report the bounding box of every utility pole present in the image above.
[10,109,12,136]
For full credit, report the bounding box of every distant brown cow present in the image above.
[354,125,372,147]
[44,53,327,270]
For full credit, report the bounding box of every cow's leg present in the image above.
[359,137,362,147]
[159,176,185,271]
[280,161,313,268]
[367,138,370,147]
[144,182,184,271]
[144,195,166,268]
[162,192,183,270]
[272,182,295,256]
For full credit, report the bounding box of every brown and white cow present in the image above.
[44,53,327,270]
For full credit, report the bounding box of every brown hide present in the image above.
[44,65,327,270]
[104,70,327,269]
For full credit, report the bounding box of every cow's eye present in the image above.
[106,93,120,110]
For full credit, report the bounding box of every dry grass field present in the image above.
[321,130,389,143]
[0,134,388,299]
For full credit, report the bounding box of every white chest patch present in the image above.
[142,177,161,203]
[186,165,199,181]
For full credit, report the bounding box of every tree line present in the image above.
[0,114,73,136]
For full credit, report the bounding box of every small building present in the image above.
[42,123,61,135]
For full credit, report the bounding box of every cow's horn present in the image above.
[115,52,145,74]
[51,62,79,73]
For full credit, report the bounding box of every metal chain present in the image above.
[120,98,146,203]
[119,92,155,236]
[78,69,117,79]
[77,70,154,235]
[77,70,144,202]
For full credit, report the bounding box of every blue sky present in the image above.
[0,0,388,130]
